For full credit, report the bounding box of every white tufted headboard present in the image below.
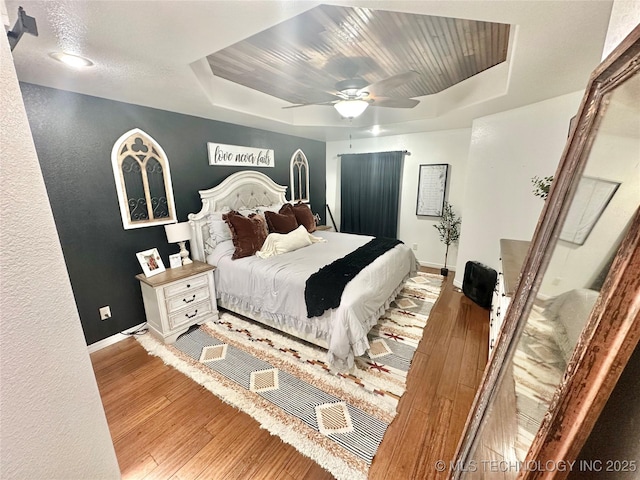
[187,170,288,262]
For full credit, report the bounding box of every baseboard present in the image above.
[87,322,147,353]
[419,260,456,272]
[453,279,463,289]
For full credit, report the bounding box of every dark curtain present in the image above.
[340,151,404,238]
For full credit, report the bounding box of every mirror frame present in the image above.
[453,25,640,479]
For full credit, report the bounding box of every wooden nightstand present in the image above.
[136,260,218,344]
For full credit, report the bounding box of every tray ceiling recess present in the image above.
[205,4,510,117]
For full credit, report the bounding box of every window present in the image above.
[111,128,176,229]
[290,149,310,203]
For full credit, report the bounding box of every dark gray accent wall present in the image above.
[20,83,326,345]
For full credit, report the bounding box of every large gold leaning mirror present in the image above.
[452,26,640,480]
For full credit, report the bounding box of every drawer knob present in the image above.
[185,310,198,319]
[183,295,196,304]
[186,284,191,288]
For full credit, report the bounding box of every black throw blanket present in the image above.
[304,237,402,318]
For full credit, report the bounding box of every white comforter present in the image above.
[208,231,418,370]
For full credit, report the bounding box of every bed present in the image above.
[187,170,418,370]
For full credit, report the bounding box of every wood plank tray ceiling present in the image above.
[205,4,511,106]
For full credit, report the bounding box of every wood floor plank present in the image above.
[227,435,296,480]
[142,428,213,480]
[282,442,333,479]
[445,384,477,462]
[459,307,484,389]
[121,453,158,480]
[414,396,454,480]
[91,268,490,480]
[437,335,465,401]
[174,415,256,480]
[384,407,431,480]
[91,337,140,369]
[113,387,222,471]
[195,426,274,479]
[95,348,157,387]
[107,394,172,442]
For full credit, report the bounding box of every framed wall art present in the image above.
[207,142,274,167]
[416,164,448,216]
[559,176,620,245]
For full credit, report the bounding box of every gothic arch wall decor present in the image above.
[290,149,310,203]
[111,128,177,229]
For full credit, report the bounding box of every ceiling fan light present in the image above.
[334,99,368,118]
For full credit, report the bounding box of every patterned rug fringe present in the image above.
[136,271,443,480]
[137,333,368,480]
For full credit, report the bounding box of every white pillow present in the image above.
[256,225,325,259]
[207,215,232,244]
[256,204,284,215]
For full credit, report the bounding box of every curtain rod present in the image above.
[337,150,410,157]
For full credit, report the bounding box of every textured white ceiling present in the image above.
[7,0,613,141]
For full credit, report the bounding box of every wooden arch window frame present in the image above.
[111,128,177,229]
[453,27,640,479]
[290,149,310,203]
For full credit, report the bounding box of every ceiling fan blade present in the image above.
[364,71,420,96]
[371,97,420,108]
[282,101,337,109]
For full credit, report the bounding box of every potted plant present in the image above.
[531,175,554,200]
[433,202,461,277]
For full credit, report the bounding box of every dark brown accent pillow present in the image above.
[264,207,298,234]
[292,202,316,233]
[223,211,268,259]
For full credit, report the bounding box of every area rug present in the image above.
[136,271,442,480]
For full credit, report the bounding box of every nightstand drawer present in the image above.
[168,300,213,330]
[163,274,209,298]
[165,286,210,313]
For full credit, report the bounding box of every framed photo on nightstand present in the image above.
[168,253,182,269]
[136,248,166,277]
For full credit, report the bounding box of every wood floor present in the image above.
[91,269,489,480]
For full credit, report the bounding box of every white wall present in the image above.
[0,31,120,479]
[602,0,640,59]
[453,91,584,287]
[326,128,471,270]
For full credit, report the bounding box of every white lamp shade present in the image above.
[164,222,191,243]
[334,99,369,118]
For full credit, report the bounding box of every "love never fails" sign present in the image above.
[207,142,274,167]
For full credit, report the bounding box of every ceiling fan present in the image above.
[283,71,421,118]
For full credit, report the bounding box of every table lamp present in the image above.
[164,222,193,265]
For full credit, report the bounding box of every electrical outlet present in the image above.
[412,243,418,250]
[99,306,111,320]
